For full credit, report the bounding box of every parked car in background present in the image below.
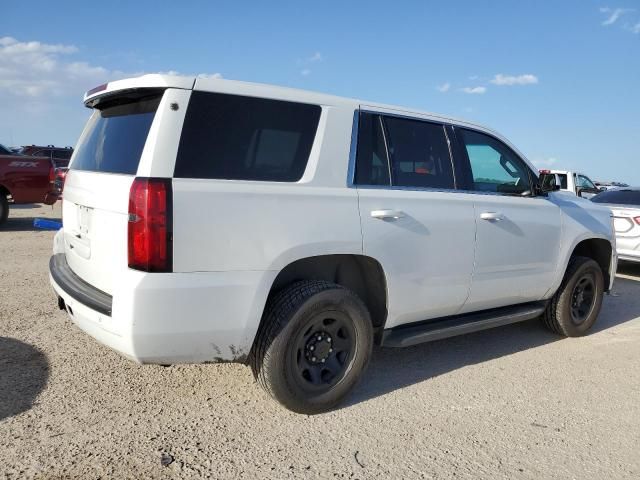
[53,167,68,196]
[0,144,19,156]
[21,145,74,168]
[595,181,630,191]
[0,146,59,225]
[592,187,640,263]
[540,169,602,199]
[50,74,616,413]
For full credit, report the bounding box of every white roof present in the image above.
[83,74,536,170]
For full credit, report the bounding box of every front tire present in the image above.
[251,280,373,414]
[542,256,604,336]
[0,195,8,226]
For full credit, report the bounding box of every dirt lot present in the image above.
[1,203,639,479]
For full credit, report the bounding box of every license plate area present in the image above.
[77,205,93,236]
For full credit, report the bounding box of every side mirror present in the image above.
[538,172,561,193]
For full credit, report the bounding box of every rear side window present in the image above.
[354,113,390,186]
[592,190,640,206]
[71,93,161,174]
[174,92,321,182]
[384,117,454,189]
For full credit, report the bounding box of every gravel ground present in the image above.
[1,203,639,479]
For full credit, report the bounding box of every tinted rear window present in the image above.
[174,92,321,181]
[557,174,568,189]
[71,94,161,174]
[53,149,72,160]
[591,190,640,206]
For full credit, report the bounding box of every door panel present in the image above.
[358,189,476,328]
[461,195,561,311]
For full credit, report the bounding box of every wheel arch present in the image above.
[253,254,389,349]
[0,183,11,198]
[569,237,613,291]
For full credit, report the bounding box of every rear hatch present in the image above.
[62,91,163,295]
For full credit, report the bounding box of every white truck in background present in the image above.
[540,169,602,199]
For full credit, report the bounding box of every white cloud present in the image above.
[600,7,634,26]
[460,86,486,94]
[300,68,311,76]
[0,36,109,99]
[631,21,640,33]
[436,82,450,93]
[0,37,224,102]
[533,157,558,168]
[196,72,223,79]
[468,75,479,80]
[490,73,539,86]
[308,52,322,62]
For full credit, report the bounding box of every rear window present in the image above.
[557,174,568,189]
[70,93,161,174]
[174,92,321,181]
[53,149,72,160]
[591,190,640,206]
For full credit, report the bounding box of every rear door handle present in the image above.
[480,212,505,221]
[371,209,405,220]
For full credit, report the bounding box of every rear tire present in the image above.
[251,280,373,414]
[542,256,604,336]
[0,195,8,226]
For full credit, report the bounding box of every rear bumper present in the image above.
[49,254,112,316]
[49,254,277,364]
[44,192,59,205]
[616,237,640,263]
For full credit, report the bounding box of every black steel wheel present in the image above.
[290,310,356,393]
[570,274,596,325]
[251,281,373,414]
[542,256,604,337]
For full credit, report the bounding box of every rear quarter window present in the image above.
[174,92,321,182]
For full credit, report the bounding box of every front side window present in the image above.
[577,175,596,189]
[174,92,321,182]
[459,129,531,195]
[383,116,454,189]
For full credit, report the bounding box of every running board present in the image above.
[381,301,547,348]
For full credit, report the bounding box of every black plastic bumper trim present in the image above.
[49,254,113,317]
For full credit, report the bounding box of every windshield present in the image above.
[0,144,13,155]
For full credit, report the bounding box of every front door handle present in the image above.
[371,209,405,220]
[480,211,505,221]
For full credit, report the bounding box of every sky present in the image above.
[2,0,639,184]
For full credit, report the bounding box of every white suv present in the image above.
[50,75,617,413]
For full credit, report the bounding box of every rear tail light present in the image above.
[48,165,56,184]
[634,217,640,226]
[128,178,172,272]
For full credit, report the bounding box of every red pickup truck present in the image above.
[0,143,58,225]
